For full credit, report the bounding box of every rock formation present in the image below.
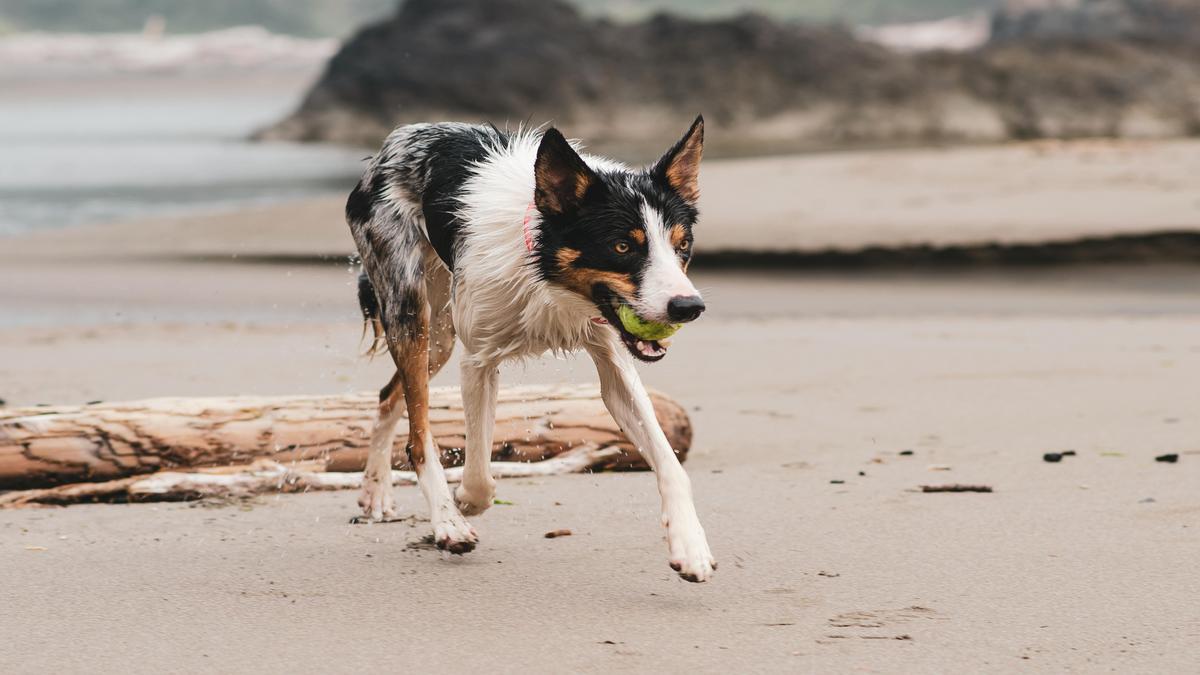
[259,0,1200,153]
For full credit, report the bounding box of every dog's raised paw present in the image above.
[666,517,716,582]
[669,556,717,583]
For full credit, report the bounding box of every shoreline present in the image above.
[4,138,1197,265]
[162,229,1200,270]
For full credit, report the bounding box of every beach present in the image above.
[2,137,1200,671]
[0,52,362,236]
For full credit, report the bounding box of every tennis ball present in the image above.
[617,305,681,341]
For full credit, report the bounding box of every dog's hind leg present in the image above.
[353,214,458,535]
[390,262,477,553]
[362,242,473,553]
[423,248,456,379]
[359,370,404,520]
[357,249,456,516]
[359,263,475,550]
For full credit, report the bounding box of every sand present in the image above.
[2,142,1200,672]
[4,138,1198,263]
[698,138,1200,252]
[3,263,1200,672]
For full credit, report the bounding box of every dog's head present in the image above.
[534,116,705,362]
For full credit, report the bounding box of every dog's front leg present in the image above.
[455,359,498,516]
[587,339,716,582]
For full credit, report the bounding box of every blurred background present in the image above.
[1,0,1198,401]
[4,0,1200,236]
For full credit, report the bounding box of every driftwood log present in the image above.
[0,444,627,508]
[0,385,691,491]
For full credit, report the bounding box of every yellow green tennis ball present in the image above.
[616,305,681,341]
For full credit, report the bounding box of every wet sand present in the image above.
[3,258,1200,671]
[2,141,1199,671]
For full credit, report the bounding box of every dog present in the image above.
[346,116,715,582]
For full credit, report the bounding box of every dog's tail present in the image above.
[357,272,388,358]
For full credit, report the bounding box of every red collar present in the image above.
[522,201,535,252]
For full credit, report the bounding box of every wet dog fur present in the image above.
[346,117,715,582]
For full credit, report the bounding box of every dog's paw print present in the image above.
[819,606,945,643]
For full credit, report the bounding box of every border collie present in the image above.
[346,116,715,582]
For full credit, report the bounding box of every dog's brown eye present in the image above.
[678,240,690,252]
[614,241,631,254]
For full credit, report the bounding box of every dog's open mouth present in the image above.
[597,302,670,363]
[617,323,669,362]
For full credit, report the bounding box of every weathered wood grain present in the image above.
[0,385,691,490]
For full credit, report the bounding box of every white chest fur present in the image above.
[449,131,610,367]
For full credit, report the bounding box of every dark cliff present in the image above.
[260,0,1200,154]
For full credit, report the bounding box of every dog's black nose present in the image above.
[667,295,706,323]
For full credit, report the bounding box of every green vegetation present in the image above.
[0,0,995,36]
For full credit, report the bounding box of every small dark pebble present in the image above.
[544,529,572,539]
[1061,450,1076,456]
[899,450,914,456]
[1155,454,1179,463]
[858,471,866,476]
[86,400,103,406]
[1043,453,1063,463]
[0,397,6,406]
[830,479,845,484]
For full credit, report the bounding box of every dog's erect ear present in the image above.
[535,128,596,216]
[653,115,704,205]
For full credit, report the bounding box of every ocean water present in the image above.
[0,77,366,236]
